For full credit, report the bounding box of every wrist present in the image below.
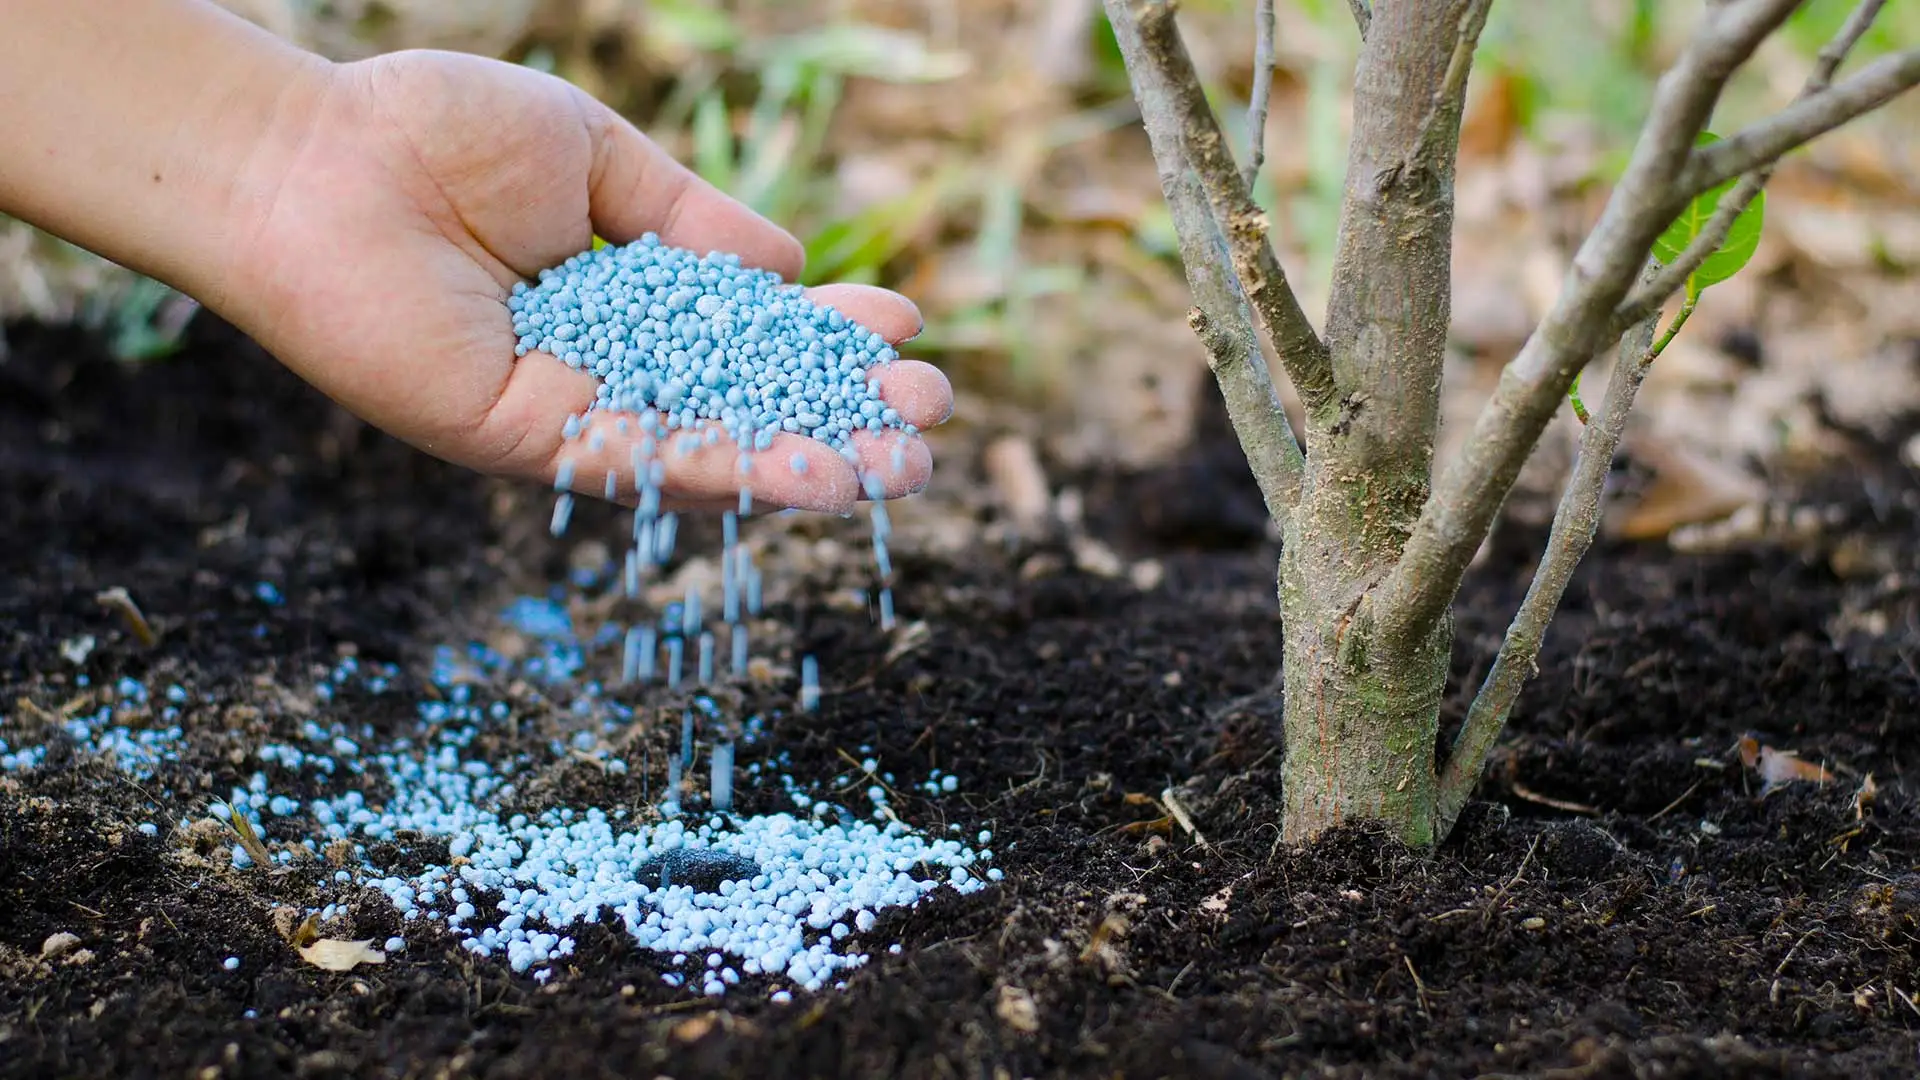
[191,52,340,320]
[0,1,335,318]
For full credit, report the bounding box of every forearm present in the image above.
[0,0,332,312]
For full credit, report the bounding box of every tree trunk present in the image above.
[1267,0,1478,847]
[1276,489,1452,848]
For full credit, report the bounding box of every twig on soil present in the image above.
[1166,959,1197,997]
[1507,782,1600,817]
[15,696,58,724]
[1000,749,1049,801]
[1647,778,1706,823]
[1160,785,1211,850]
[95,586,160,647]
[1403,955,1432,1019]
[1483,835,1541,927]
[1769,927,1820,1003]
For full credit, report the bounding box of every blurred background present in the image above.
[3,0,1917,552]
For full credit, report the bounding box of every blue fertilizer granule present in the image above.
[0,613,998,1001]
[511,233,913,455]
[516,234,912,713]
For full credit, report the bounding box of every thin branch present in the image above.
[1105,3,1305,520]
[1619,0,1896,330]
[1346,0,1371,39]
[1313,0,1487,508]
[1678,44,1920,205]
[1173,169,1308,516]
[1433,0,1901,830]
[1434,304,1661,833]
[1244,0,1276,191]
[1373,0,1804,652]
[1111,0,1337,413]
[1416,0,1497,161]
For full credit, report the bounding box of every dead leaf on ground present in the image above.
[1854,774,1879,820]
[1611,436,1764,542]
[1736,736,1837,792]
[297,939,386,972]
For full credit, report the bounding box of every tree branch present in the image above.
[1373,0,1803,652]
[1108,0,1336,413]
[1431,0,1897,830]
[1244,0,1275,190]
[1346,0,1371,39]
[1678,45,1920,203]
[1309,0,1488,546]
[1618,0,1896,330]
[1104,1,1305,521]
[1434,302,1661,834]
[1173,169,1307,517]
[1416,0,1497,162]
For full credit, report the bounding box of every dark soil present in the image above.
[3,316,1919,1080]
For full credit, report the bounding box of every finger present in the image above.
[869,359,954,430]
[579,96,805,280]
[802,284,924,344]
[466,349,600,479]
[849,429,934,500]
[559,411,861,515]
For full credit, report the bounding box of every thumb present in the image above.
[576,91,806,279]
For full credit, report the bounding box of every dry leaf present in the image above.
[1854,774,1880,820]
[1759,747,1835,789]
[672,1014,719,1043]
[1611,436,1763,541]
[982,435,1051,530]
[1116,816,1172,837]
[297,938,386,972]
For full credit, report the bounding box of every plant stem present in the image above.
[1244,0,1275,191]
[1108,0,1336,413]
[1426,0,1901,832]
[1434,305,1662,834]
[1104,2,1305,521]
[1346,0,1371,39]
[1679,46,1920,203]
[1374,0,1805,655]
[1618,0,1897,330]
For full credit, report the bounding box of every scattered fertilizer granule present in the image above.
[515,234,909,706]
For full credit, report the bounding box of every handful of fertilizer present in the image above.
[510,233,915,461]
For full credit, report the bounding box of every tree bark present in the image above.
[1274,0,1484,845]
[1278,526,1449,845]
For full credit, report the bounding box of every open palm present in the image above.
[222,50,949,514]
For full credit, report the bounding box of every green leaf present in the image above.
[690,91,736,192]
[1651,132,1766,296]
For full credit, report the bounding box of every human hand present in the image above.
[220,50,951,514]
